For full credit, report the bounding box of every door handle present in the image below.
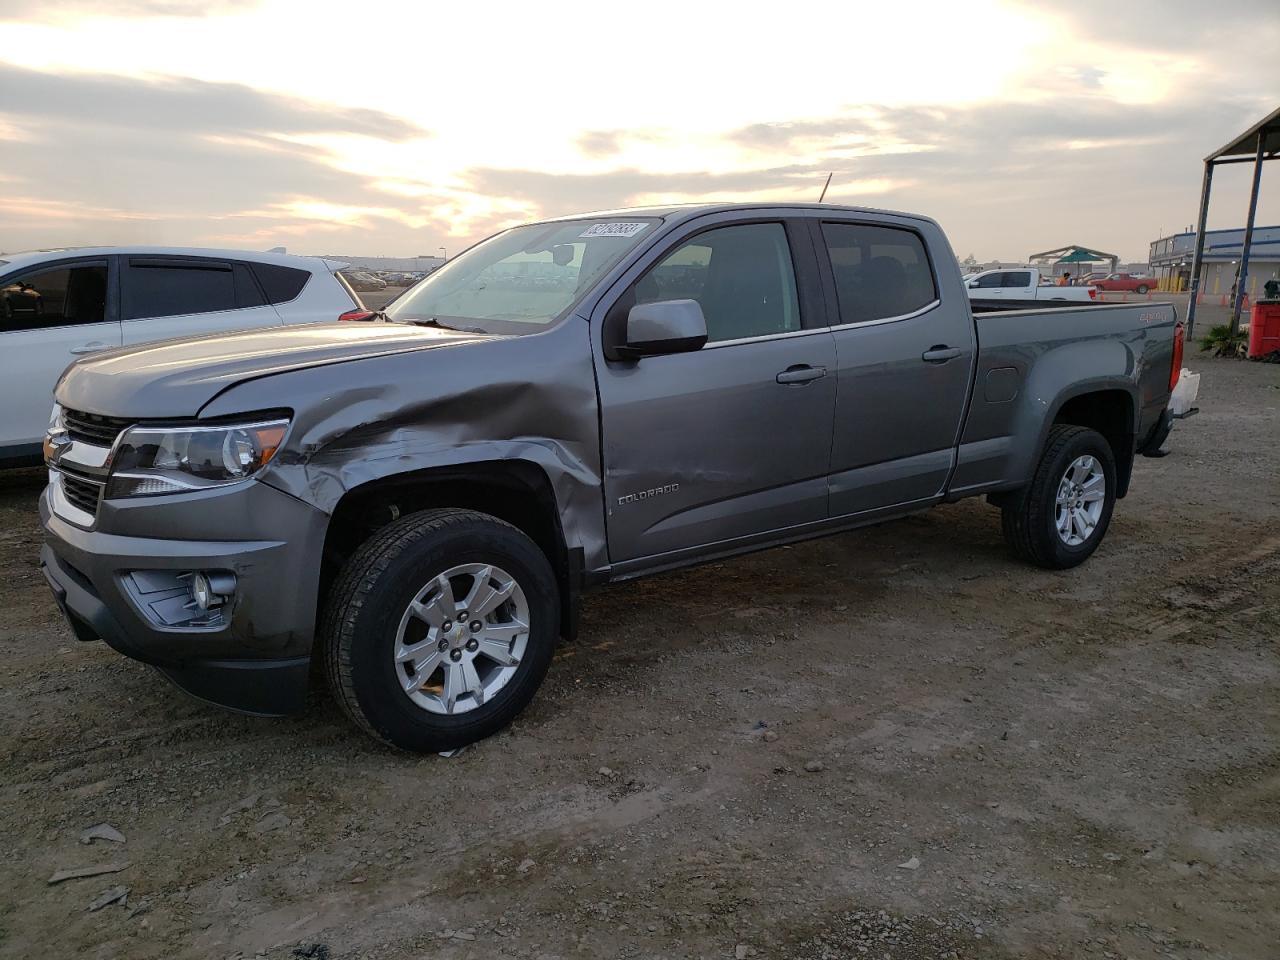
[69,341,111,355]
[921,346,961,363]
[776,364,827,385]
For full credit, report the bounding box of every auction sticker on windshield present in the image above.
[580,222,648,238]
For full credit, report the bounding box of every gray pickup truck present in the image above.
[39,203,1186,752]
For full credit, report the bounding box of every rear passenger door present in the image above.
[815,218,975,516]
[120,256,282,345]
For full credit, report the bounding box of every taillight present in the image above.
[339,310,376,322]
[1170,321,1184,389]
[1088,288,1097,300]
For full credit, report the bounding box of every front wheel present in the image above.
[321,508,559,752]
[1001,425,1116,569]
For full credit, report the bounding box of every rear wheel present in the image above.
[1136,284,1149,294]
[1001,425,1116,569]
[322,508,558,752]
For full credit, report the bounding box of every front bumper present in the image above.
[39,479,328,716]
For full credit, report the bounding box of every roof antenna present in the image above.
[818,172,833,203]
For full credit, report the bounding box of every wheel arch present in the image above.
[319,460,581,644]
[1046,386,1136,497]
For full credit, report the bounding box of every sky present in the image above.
[0,0,1277,262]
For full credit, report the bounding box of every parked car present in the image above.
[1092,273,1155,294]
[39,203,1190,753]
[0,247,364,465]
[965,267,1096,302]
[342,271,387,292]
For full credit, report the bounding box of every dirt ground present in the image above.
[1,354,1277,960]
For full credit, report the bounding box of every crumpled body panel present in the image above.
[200,318,609,570]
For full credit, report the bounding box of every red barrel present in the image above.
[1248,301,1280,358]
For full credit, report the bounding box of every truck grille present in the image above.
[63,408,135,447]
[61,472,104,517]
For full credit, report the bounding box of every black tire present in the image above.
[1136,284,1149,294]
[1001,425,1117,570]
[321,508,558,752]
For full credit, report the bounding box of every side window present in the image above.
[0,264,108,333]
[974,272,1004,289]
[123,261,238,320]
[822,222,938,323]
[251,263,310,304]
[1003,271,1032,288]
[635,223,800,342]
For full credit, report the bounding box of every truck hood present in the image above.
[57,322,499,418]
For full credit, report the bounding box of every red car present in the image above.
[1093,273,1156,294]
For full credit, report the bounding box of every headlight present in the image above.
[105,417,289,499]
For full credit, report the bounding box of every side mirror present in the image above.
[966,279,979,289]
[619,299,708,358]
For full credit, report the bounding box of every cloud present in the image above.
[0,62,423,141]
[0,0,1276,260]
[460,90,1278,261]
[0,0,257,21]
[576,130,623,158]
[1031,0,1280,52]
[0,62,451,252]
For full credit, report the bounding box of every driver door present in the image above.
[591,218,836,567]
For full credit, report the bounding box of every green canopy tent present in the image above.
[1028,245,1120,282]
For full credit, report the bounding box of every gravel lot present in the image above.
[1,354,1277,960]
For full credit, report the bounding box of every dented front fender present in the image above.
[199,319,609,570]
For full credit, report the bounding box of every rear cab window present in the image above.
[820,222,938,323]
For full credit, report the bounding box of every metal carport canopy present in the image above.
[1186,105,1280,339]
[1205,105,1280,162]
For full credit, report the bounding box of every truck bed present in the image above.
[946,299,1180,500]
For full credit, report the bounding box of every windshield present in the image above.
[384,217,659,334]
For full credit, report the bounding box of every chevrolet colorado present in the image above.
[39,203,1187,752]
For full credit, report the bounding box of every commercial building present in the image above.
[1149,225,1280,295]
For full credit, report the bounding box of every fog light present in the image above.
[189,571,236,612]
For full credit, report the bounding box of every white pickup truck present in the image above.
[965,267,1096,303]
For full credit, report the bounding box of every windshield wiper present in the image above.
[405,317,489,334]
